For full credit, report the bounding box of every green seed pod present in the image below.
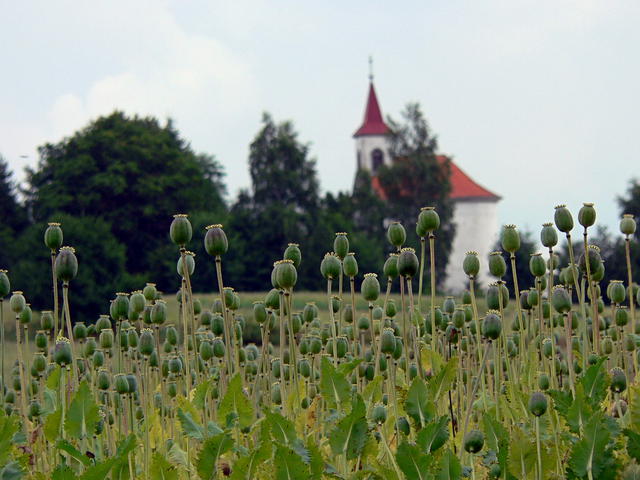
[199,340,214,362]
[616,307,629,327]
[9,291,26,314]
[383,254,399,279]
[44,222,64,250]
[396,416,410,436]
[343,253,358,278]
[380,328,396,355]
[527,288,539,307]
[204,224,228,256]
[96,369,110,391]
[139,328,154,356]
[387,222,406,248]
[452,308,465,328]
[551,286,572,314]
[334,233,349,259]
[486,283,508,310]
[611,367,627,393]
[114,374,130,395]
[332,296,341,314]
[275,259,297,290]
[620,214,636,236]
[320,253,342,280]
[336,336,349,358]
[55,246,78,282]
[463,429,485,454]
[463,251,480,278]
[392,336,403,360]
[32,352,46,373]
[250,302,266,325]
[488,252,507,278]
[99,329,114,349]
[151,301,167,325]
[34,330,48,351]
[357,315,370,331]
[540,222,558,248]
[501,225,520,253]
[19,305,32,325]
[592,261,605,283]
[111,293,130,321]
[578,202,596,229]
[96,315,111,332]
[298,358,311,378]
[271,382,282,405]
[342,304,353,324]
[417,207,440,236]
[170,214,192,246]
[538,373,550,391]
[386,299,397,318]
[54,338,73,366]
[442,296,455,315]
[397,248,419,278]
[283,243,301,268]
[482,311,502,340]
[212,338,226,358]
[302,302,318,324]
[71,322,86,341]
[93,350,105,368]
[177,252,196,277]
[608,280,626,305]
[371,403,387,424]
[528,391,548,417]
[211,314,224,336]
[143,283,157,302]
[361,273,380,302]
[554,204,574,233]
[529,253,546,278]
[602,336,613,355]
[625,334,635,352]
[0,270,10,298]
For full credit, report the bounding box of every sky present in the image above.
[2,0,640,238]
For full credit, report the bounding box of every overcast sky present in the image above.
[2,0,639,240]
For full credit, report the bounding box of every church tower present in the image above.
[353,75,391,174]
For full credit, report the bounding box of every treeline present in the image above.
[0,106,454,318]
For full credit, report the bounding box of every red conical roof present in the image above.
[354,82,390,137]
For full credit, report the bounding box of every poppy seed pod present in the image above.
[608,280,626,304]
[151,301,167,325]
[463,251,480,278]
[540,222,558,248]
[387,222,406,248]
[371,403,387,424]
[35,331,48,351]
[488,252,507,278]
[320,253,341,280]
[380,328,396,355]
[253,302,267,324]
[303,302,318,324]
[72,321,87,340]
[275,259,297,290]
[97,369,111,391]
[204,224,228,256]
[529,253,546,278]
[551,286,572,314]
[139,328,154,356]
[621,214,636,236]
[578,202,596,229]
[54,337,73,366]
[463,429,484,454]
[578,245,602,275]
[486,283,509,310]
[9,291,25,314]
[0,270,10,298]
[528,391,548,417]
[143,283,157,302]
[333,233,349,260]
[417,207,440,236]
[554,205,574,233]
[283,243,301,268]
[170,214,192,247]
[112,293,129,321]
[44,222,64,251]
[361,273,380,302]
[397,248,419,278]
[199,340,214,362]
[19,305,32,325]
[177,252,196,277]
[611,367,627,393]
[55,246,78,282]
[383,254,399,279]
[212,338,226,358]
[114,374,130,395]
[343,253,358,278]
[482,311,502,340]
[129,291,146,315]
[501,225,520,253]
[616,307,629,327]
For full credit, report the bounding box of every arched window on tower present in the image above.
[371,149,384,172]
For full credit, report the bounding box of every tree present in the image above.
[376,103,456,286]
[23,112,227,294]
[0,155,27,270]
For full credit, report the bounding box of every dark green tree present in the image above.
[22,112,227,296]
[376,103,455,286]
[0,155,27,270]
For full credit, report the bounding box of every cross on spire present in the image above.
[368,56,374,82]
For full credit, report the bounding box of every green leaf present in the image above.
[0,462,24,480]
[56,439,91,467]
[436,448,461,480]
[362,375,384,406]
[177,408,204,440]
[507,427,536,479]
[338,358,363,377]
[569,412,616,479]
[196,432,234,480]
[150,452,179,480]
[65,381,100,440]
[319,356,351,408]
[548,388,572,419]
[44,406,63,443]
[566,384,593,434]
[52,465,77,480]
[87,434,137,480]
[396,441,433,480]
[307,439,325,480]
[274,444,310,480]
[630,385,640,433]
[329,394,369,460]
[579,357,608,408]
[416,416,449,453]
[625,428,640,463]
[265,410,297,446]
[46,365,62,390]
[230,439,272,480]
[482,413,509,477]
[218,374,254,429]
[427,357,458,403]
[405,378,435,429]
[0,411,19,464]
[192,378,213,410]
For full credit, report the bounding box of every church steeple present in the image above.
[353,81,390,137]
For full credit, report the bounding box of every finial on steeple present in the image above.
[368,56,374,82]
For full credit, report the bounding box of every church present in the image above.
[353,78,501,291]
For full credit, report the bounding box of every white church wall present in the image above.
[355,135,391,170]
[444,200,499,292]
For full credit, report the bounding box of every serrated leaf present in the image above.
[274,444,310,480]
[65,381,100,440]
[362,375,383,406]
[192,378,213,410]
[150,452,178,480]
[230,438,272,480]
[405,378,435,429]
[52,465,77,480]
[416,416,449,453]
[329,394,368,460]
[507,426,536,479]
[548,388,572,419]
[338,358,363,377]
[436,448,461,480]
[579,357,608,408]
[482,413,509,476]
[0,462,24,480]
[396,441,433,480]
[567,383,592,434]
[46,365,62,390]
[56,439,91,467]
[177,408,204,440]
[630,385,640,433]
[44,406,63,443]
[218,374,254,429]
[320,356,352,408]
[0,411,19,464]
[97,434,138,480]
[421,347,444,374]
[265,410,298,445]
[196,432,234,480]
[569,412,615,479]
[308,439,324,480]
[428,357,458,402]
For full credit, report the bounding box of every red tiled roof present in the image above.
[353,82,390,137]
[370,155,500,201]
